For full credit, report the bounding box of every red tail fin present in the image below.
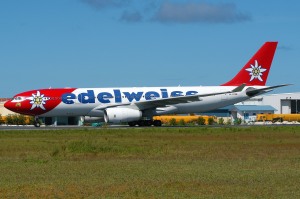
[221,42,278,86]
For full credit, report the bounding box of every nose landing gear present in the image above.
[34,116,40,127]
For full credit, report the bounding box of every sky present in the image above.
[1,0,300,97]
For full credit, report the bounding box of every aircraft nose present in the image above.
[4,100,14,111]
[4,99,25,114]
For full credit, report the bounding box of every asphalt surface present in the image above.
[1,123,300,131]
[0,125,87,131]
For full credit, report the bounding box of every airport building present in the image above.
[202,105,276,123]
[1,93,300,125]
[203,92,300,122]
[237,92,300,114]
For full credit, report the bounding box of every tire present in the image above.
[34,122,40,127]
[145,120,153,126]
[128,121,137,127]
[137,120,145,126]
[153,120,162,127]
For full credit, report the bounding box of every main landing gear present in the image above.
[34,116,40,127]
[128,120,162,127]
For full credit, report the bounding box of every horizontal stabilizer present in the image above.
[246,84,291,97]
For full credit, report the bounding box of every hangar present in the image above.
[201,105,277,123]
[237,92,300,114]
[210,92,300,123]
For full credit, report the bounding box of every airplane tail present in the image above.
[221,42,278,86]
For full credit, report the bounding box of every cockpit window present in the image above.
[11,96,25,102]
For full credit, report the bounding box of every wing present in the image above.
[132,90,233,110]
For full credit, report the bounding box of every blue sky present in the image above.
[1,0,300,97]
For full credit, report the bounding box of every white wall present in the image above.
[237,93,300,114]
[0,102,14,116]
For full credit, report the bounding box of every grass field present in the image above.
[0,126,300,198]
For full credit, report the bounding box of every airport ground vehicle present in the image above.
[256,114,300,123]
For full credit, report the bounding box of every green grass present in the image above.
[0,126,300,198]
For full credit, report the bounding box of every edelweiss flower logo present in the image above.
[245,60,267,82]
[26,91,50,110]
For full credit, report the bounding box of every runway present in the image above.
[0,125,143,130]
[0,125,95,131]
[1,123,300,131]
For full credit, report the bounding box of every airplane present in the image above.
[4,41,289,127]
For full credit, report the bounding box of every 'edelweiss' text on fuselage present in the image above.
[62,89,198,104]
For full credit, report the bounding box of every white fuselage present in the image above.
[40,86,261,119]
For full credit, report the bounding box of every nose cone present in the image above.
[4,100,14,112]
[4,100,23,114]
[4,99,26,115]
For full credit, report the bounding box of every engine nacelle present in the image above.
[104,108,142,123]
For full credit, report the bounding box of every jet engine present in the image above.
[104,108,142,123]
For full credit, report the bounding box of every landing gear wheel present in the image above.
[145,120,153,126]
[34,116,40,128]
[137,120,145,126]
[128,121,137,127]
[153,120,162,127]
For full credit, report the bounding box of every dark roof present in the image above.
[229,105,277,112]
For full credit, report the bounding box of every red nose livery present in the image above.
[4,42,289,127]
[5,88,76,116]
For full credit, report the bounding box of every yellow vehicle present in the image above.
[153,115,216,125]
[256,113,300,123]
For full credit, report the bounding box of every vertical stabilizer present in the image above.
[222,42,278,86]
